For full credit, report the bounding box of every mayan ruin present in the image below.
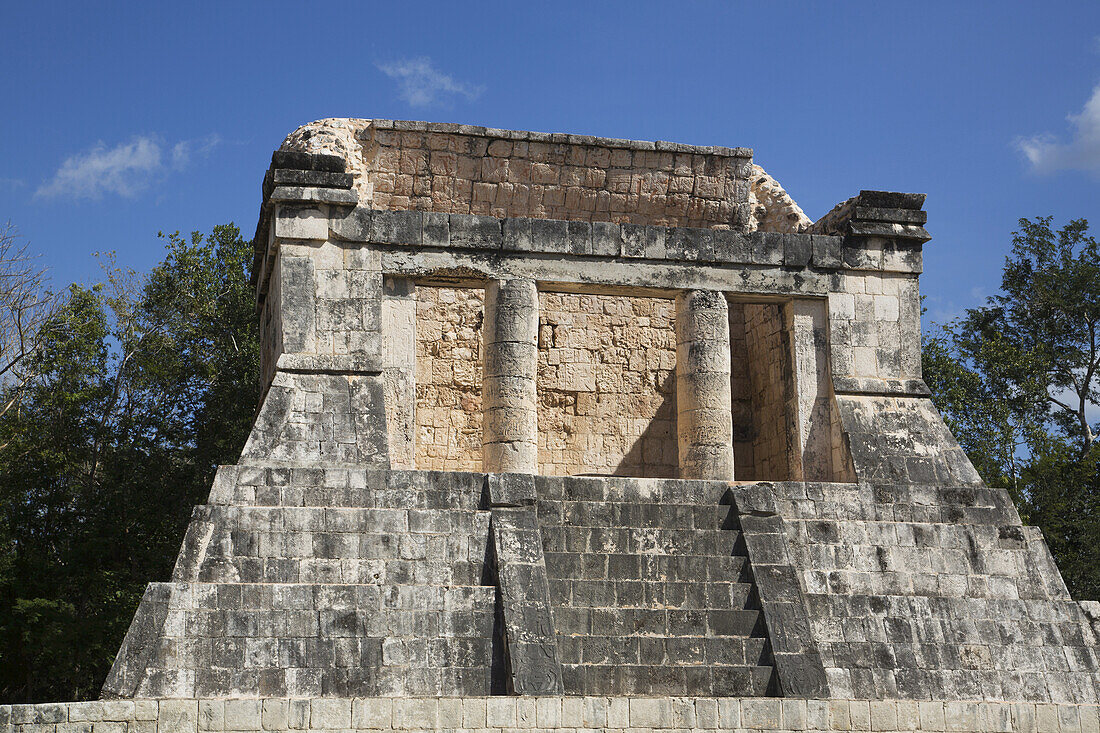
[7,117,1100,733]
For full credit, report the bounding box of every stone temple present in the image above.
[8,119,1100,733]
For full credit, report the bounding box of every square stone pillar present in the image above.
[675,289,735,480]
[482,278,539,473]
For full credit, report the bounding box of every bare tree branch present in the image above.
[0,222,66,423]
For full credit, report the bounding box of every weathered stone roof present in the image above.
[279,118,810,233]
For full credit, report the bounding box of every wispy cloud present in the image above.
[36,133,221,200]
[0,178,24,190]
[1016,83,1100,174]
[377,57,483,108]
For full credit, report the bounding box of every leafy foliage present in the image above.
[925,216,1100,599]
[0,225,259,702]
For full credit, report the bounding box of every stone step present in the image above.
[537,500,737,531]
[549,606,766,638]
[201,505,490,534]
[176,506,492,584]
[162,604,496,641]
[161,582,496,612]
[210,527,487,562]
[122,580,503,698]
[543,552,749,581]
[534,475,731,506]
[547,578,759,611]
[555,634,772,667]
[220,468,485,510]
[559,662,775,696]
[185,556,487,586]
[137,647,497,698]
[539,526,744,556]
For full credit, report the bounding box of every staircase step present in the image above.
[547,579,758,611]
[539,526,745,556]
[555,634,771,666]
[206,505,490,533]
[559,663,775,696]
[543,552,749,581]
[190,557,487,585]
[537,500,736,531]
[547,607,765,637]
[226,468,486,510]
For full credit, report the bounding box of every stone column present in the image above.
[675,289,735,480]
[482,278,539,473]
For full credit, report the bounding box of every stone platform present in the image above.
[7,696,1100,733]
[82,120,1100,725]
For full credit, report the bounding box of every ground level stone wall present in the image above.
[413,287,484,472]
[536,292,677,477]
[9,696,1100,733]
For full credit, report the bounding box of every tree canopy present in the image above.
[0,225,259,703]
[925,216,1100,599]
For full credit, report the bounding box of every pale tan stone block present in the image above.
[223,702,261,733]
[391,699,437,730]
[718,699,741,729]
[259,701,285,732]
[134,704,158,724]
[869,701,897,731]
[581,698,608,729]
[196,702,223,732]
[629,699,672,728]
[560,699,583,728]
[515,698,536,728]
[850,701,871,732]
[157,701,197,733]
[485,699,516,729]
[534,698,560,728]
[607,699,630,729]
[918,701,945,732]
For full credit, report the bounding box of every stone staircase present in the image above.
[104,469,504,699]
[533,476,777,696]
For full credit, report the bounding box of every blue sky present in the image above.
[2,1,1098,326]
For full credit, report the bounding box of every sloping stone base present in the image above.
[3,696,1097,733]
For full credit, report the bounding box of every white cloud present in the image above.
[1016,83,1100,174]
[377,57,483,107]
[170,134,221,170]
[36,134,220,200]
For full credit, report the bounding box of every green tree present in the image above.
[0,224,259,702]
[925,216,1100,599]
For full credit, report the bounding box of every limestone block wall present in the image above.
[281,119,754,230]
[536,292,677,478]
[730,481,1100,704]
[728,305,756,474]
[249,148,973,493]
[413,287,484,472]
[828,272,921,386]
[743,304,794,481]
[14,695,1100,733]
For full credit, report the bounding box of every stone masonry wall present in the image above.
[536,293,678,478]
[730,481,1100,703]
[728,304,756,477]
[10,696,1100,733]
[743,304,793,481]
[413,287,484,472]
[281,119,754,230]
